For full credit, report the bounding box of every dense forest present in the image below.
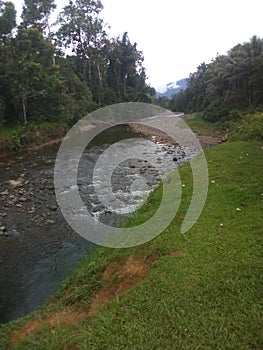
[170,36,263,122]
[0,0,155,127]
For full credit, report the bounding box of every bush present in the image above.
[203,98,230,122]
[230,113,263,141]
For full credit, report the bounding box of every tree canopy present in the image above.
[0,0,155,127]
[170,36,263,122]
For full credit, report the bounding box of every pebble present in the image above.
[236,208,241,212]
[19,197,27,202]
[1,190,9,196]
[219,223,224,227]
[47,220,55,225]
[211,180,216,184]
[48,205,57,211]
[8,179,23,189]
[0,226,6,232]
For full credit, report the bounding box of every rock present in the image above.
[182,184,186,188]
[219,223,224,227]
[0,190,9,196]
[19,197,27,202]
[47,220,55,225]
[221,133,228,142]
[16,203,23,208]
[211,180,216,184]
[8,179,23,189]
[236,207,241,212]
[46,185,54,191]
[48,205,57,211]
[0,226,6,232]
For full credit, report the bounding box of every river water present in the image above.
[0,124,197,323]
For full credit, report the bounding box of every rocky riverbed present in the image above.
[0,116,225,323]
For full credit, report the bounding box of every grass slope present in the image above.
[1,140,262,350]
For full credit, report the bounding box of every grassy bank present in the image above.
[0,121,68,155]
[0,138,262,349]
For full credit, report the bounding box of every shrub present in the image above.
[230,113,263,141]
[202,98,230,122]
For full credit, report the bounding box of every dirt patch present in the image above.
[10,254,158,345]
[10,309,87,345]
[26,137,64,152]
[88,254,157,315]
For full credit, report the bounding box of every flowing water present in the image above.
[0,124,198,323]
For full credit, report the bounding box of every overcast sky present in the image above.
[11,0,263,92]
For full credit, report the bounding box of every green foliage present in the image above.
[21,0,56,34]
[203,97,230,122]
[0,1,16,39]
[0,0,154,132]
[19,121,67,145]
[171,36,263,122]
[230,113,263,141]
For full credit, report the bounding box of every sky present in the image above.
[10,0,263,92]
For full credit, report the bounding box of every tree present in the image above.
[9,28,64,123]
[106,33,154,102]
[21,0,56,35]
[0,1,16,40]
[170,36,263,118]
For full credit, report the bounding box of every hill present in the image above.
[156,78,188,98]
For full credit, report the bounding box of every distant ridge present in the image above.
[156,78,188,98]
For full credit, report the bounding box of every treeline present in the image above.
[0,0,155,127]
[171,36,263,122]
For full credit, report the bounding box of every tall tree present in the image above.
[9,28,64,123]
[107,33,154,102]
[21,0,56,36]
[0,1,16,40]
[0,1,16,125]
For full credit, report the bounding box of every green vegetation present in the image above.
[0,0,155,129]
[229,112,263,141]
[0,120,68,153]
[1,138,262,349]
[170,36,263,122]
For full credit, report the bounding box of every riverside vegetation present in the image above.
[0,1,263,348]
[0,117,262,349]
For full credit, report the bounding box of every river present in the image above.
[0,124,197,323]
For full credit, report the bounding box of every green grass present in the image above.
[0,124,24,140]
[0,140,262,349]
[184,113,224,137]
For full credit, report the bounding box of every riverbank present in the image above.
[0,121,68,158]
[128,113,228,149]
[1,138,262,349]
